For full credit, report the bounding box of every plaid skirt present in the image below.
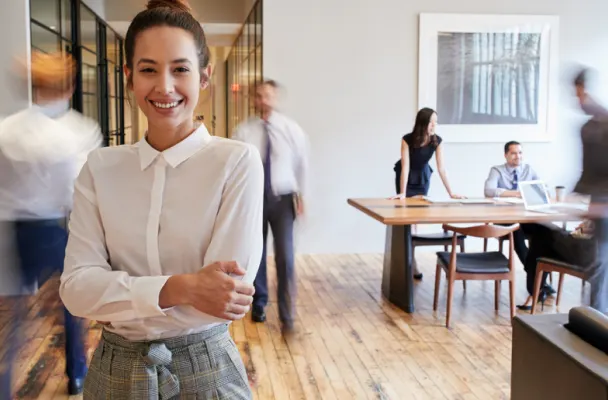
[84,324,252,400]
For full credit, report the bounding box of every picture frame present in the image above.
[418,13,560,143]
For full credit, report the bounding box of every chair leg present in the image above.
[483,238,488,252]
[460,240,466,290]
[509,280,515,321]
[499,240,504,253]
[444,244,448,252]
[556,272,565,306]
[494,281,500,311]
[433,264,441,311]
[549,272,553,284]
[446,275,455,328]
[531,266,545,315]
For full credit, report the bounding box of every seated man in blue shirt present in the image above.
[483,142,555,292]
[484,141,539,199]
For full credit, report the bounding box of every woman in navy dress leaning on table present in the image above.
[393,107,463,199]
[392,107,464,278]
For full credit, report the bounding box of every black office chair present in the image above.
[412,229,467,282]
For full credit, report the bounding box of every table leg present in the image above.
[382,225,414,313]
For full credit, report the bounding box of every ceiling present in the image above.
[30,0,254,47]
[101,0,251,24]
[30,0,255,47]
[102,0,253,46]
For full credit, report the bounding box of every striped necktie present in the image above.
[512,170,518,190]
[263,122,272,196]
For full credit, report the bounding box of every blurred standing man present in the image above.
[233,80,309,334]
[572,68,608,313]
[0,52,101,396]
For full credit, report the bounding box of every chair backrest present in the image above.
[443,223,519,274]
[442,223,520,239]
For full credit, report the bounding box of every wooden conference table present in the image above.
[347,197,588,313]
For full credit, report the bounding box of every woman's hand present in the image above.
[450,193,467,199]
[160,261,255,321]
[389,193,406,200]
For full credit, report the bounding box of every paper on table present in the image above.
[422,197,462,204]
[458,198,495,204]
[424,197,495,204]
[495,197,524,204]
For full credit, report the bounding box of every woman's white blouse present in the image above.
[60,125,264,341]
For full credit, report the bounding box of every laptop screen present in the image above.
[520,182,550,206]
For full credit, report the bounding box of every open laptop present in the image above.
[519,180,588,214]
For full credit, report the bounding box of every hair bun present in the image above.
[146,0,192,13]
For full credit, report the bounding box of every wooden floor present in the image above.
[1,252,591,399]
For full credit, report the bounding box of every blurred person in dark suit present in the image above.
[517,221,596,310]
[0,51,101,396]
[571,68,608,313]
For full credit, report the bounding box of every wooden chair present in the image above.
[482,223,556,285]
[413,230,466,267]
[434,223,519,328]
[531,258,590,314]
[483,234,509,253]
[482,222,531,253]
[413,231,466,252]
[413,230,467,287]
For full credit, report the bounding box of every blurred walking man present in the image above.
[233,80,309,334]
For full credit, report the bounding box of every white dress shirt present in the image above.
[0,103,102,220]
[484,163,539,198]
[233,111,309,196]
[60,125,264,341]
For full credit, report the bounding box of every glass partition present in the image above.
[30,0,132,146]
[226,0,262,137]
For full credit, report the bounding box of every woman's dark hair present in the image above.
[410,107,438,148]
[124,0,210,86]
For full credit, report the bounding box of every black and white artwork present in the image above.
[436,32,541,125]
[418,14,559,142]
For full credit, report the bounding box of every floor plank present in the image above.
[0,251,591,399]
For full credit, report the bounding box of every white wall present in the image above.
[0,0,30,116]
[0,0,29,294]
[83,0,106,19]
[264,0,608,254]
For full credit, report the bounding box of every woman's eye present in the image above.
[175,67,190,73]
[139,68,155,73]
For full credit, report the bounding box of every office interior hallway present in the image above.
[1,252,590,399]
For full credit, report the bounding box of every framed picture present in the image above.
[418,13,560,143]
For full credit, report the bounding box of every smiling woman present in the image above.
[123,0,211,151]
[58,0,263,399]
